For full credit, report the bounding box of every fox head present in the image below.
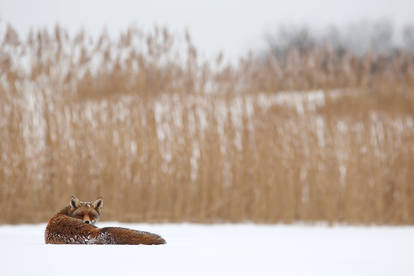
[68,196,103,225]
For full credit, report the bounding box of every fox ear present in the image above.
[92,197,103,211]
[70,196,81,209]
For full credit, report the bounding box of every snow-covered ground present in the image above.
[1,223,413,276]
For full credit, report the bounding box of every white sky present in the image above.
[1,0,413,59]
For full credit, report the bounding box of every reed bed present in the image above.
[1,23,414,224]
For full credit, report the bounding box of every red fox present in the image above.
[45,196,166,245]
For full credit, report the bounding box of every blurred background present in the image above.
[1,0,414,224]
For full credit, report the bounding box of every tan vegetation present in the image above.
[1,24,414,224]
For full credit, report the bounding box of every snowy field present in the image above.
[1,223,413,276]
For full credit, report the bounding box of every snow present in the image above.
[1,223,413,276]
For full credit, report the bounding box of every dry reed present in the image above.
[0,24,414,224]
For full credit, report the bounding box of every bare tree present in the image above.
[403,24,414,51]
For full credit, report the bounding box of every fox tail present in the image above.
[97,227,166,245]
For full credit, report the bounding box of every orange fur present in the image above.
[45,196,166,245]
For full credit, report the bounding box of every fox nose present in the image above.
[85,220,90,224]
